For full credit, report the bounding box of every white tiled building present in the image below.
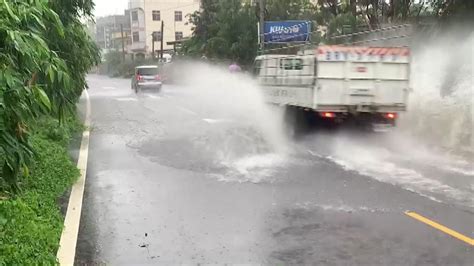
[128,0,200,56]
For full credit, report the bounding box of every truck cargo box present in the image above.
[255,45,411,114]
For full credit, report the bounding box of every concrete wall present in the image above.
[96,14,131,50]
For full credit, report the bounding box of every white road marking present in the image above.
[146,94,162,99]
[177,106,198,115]
[116,97,138,102]
[57,90,91,265]
[202,118,231,124]
[203,118,219,124]
[307,149,323,158]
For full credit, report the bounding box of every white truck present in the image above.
[255,45,410,130]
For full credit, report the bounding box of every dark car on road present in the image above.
[131,65,162,93]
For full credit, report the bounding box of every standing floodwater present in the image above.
[137,61,291,183]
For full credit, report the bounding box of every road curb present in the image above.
[57,90,91,265]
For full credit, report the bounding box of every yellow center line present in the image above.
[405,211,474,246]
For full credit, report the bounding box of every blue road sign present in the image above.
[263,21,311,43]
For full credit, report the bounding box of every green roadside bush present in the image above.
[0,115,81,265]
[104,51,160,78]
[33,116,83,148]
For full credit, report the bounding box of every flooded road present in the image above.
[75,73,473,265]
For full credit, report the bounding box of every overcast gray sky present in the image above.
[94,0,129,18]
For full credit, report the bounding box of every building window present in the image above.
[152,31,161,42]
[131,11,138,21]
[152,10,160,21]
[175,31,183,41]
[132,32,139,42]
[175,11,183,22]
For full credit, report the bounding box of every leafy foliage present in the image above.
[0,0,99,191]
[182,0,473,64]
[104,51,159,77]
[0,115,80,265]
[266,0,315,21]
[182,0,258,65]
[429,0,474,19]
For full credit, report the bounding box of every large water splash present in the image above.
[398,30,473,154]
[300,29,474,208]
[166,61,291,182]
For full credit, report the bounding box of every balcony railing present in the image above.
[128,41,146,52]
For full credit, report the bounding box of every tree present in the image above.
[266,0,316,21]
[183,0,258,65]
[46,0,100,120]
[0,0,99,192]
[316,0,365,40]
[183,0,473,64]
[429,0,474,19]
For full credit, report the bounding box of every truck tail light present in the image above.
[384,113,397,119]
[136,75,143,81]
[321,112,336,118]
[154,75,161,81]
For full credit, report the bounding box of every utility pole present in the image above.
[259,0,265,51]
[103,26,107,50]
[120,24,125,62]
[160,20,164,60]
[152,33,155,60]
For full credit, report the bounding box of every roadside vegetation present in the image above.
[182,0,474,66]
[0,115,81,265]
[102,0,474,73]
[103,51,159,78]
[0,0,99,263]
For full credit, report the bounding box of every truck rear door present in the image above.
[315,46,410,111]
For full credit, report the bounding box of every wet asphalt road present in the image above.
[76,74,473,265]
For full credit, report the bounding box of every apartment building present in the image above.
[95,14,132,52]
[128,0,200,56]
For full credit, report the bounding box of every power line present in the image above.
[262,34,410,54]
[259,23,413,45]
[129,1,200,13]
[329,24,412,39]
[347,34,412,46]
[255,24,412,60]
[157,2,200,12]
[169,0,412,62]
[256,35,411,63]
[257,21,411,41]
[260,29,411,55]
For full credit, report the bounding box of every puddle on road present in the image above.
[295,35,474,210]
[137,125,291,183]
[131,57,472,208]
[135,62,292,183]
[294,202,391,214]
[300,132,474,209]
